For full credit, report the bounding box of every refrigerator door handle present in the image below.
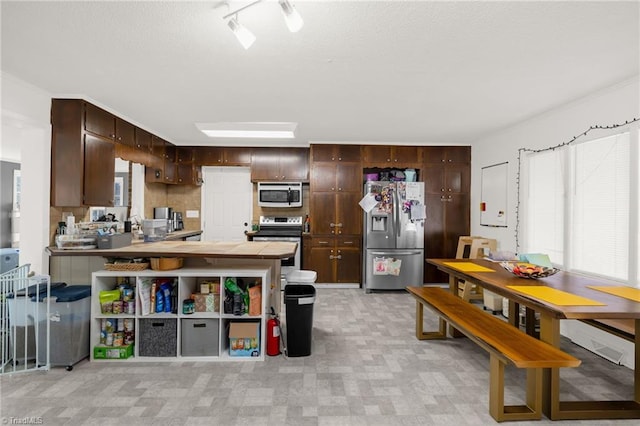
[395,187,401,238]
[369,251,422,256]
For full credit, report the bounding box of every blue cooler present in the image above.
[35,285,92,370]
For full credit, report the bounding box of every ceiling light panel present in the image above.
[196,122,297,138]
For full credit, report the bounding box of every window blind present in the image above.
[525,149,565,264]
[572,133,630,279]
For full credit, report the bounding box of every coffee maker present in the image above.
[173,212,184,231]
[154,207,174,232]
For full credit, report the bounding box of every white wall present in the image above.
[470,76,640,369]
[470,76,640,252]
[1,72,52,274]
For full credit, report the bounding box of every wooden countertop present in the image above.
[47,240,297,259]
[163,230,203,241]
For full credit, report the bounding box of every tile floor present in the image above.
[0,288,637,425]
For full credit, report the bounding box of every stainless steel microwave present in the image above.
[257,182,303,208]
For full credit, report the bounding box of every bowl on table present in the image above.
[500,262,559,279]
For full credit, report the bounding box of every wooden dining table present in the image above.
[427,258,640,420]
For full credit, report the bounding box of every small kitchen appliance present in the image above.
[172,212,184,231]
[257,182,303,208]
[154,207,174,232]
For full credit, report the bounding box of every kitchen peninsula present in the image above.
[47,239,294,259]
[47,240,296,310]
[47,240,296,362]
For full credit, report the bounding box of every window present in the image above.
[572,133,630,279]
[524,149,565,264]
[13,169,21,211]
[114,176,124,207]
[524,130,636,284]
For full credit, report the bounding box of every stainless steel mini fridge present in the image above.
[362,181,425,292]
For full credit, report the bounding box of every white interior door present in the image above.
[201,167,253,242]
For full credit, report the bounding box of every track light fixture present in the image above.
[227,16,256,50]
[279,0,303,33]
[222,0,304,49]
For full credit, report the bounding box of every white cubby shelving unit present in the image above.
[90,266,270,362]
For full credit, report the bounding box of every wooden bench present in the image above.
[407,286,581,422]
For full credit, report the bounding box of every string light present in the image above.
[514,117,640,251]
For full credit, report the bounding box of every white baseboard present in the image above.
[561,320,635,369]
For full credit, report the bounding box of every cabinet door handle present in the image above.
[336,223,343,227]
[329,223,336,227]
[331,187,335,191]
[343,241,354,245]
[318,240,329,245]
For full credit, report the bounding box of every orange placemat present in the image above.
[442,262,495,273]
[588,286,640,303]
[507,286,606,306]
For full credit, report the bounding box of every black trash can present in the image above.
[284,284,316,357]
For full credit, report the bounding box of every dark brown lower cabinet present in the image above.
[307,237,361,284]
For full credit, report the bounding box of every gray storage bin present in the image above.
[36,285,91,370]
[181,318,219,356]
[96,233,132,249]
[139,318,177,357]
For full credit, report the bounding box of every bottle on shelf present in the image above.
[304,215,310,233]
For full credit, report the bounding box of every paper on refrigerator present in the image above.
[405,182,422,200]
[359,192,378,212]
[410,204,426,220]
[372,257,402,276]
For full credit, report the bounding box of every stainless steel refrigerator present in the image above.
[362,181,425,292]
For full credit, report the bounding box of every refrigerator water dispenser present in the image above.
[371,216,388,231]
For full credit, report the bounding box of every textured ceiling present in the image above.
[1,1,638,147]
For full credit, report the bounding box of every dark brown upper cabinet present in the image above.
[250,147,309,182]
[362,145,423,167]
[311,144,361,163]
[51,99,115,206]
[423,146,471,164]
[84,103,115,139]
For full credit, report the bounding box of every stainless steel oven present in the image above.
[252,216,302,275]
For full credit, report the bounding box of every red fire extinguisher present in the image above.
[267,307,281,356]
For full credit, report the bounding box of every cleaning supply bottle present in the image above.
[304,215,310,233]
